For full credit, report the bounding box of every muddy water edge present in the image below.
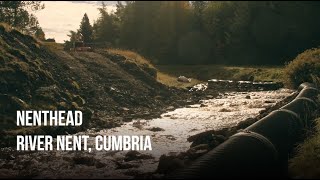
[0,88,296,178]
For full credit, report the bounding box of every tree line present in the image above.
[2,1,320,65]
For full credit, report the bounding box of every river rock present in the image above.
[166,106,175,110]
[264,100,275,103]
[188,130,215,147]
[95,160,107,168]
[215,127,235,137]
[57,101,68,110]
[73,95,86,106]
[157,154,185,174]
[206,95,214,99]
[200,104,207,107]
[187,130,215,142]
[177,76,191,83]
[116,162,139,169]
[219,108,231,112]
[72,155,95,166]
[0,169,17,178]
[213,134,227,143]
[147,127,165,132]
[124,151,154,162]
[122,107,130,111]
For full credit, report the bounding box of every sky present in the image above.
[33,1,117,43]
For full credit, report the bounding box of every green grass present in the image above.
[107,49,286,88]
[156,65,284,83]
[42,42,64,50]
[107,48,203,88]
[289,116,320,178]
[284,48,320,89]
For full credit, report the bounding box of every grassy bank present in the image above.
[107,49,202,88]
[285,47,320,177]
[289,117,320,178]
[289,92,320,178]
[107,49,285,89]
[157,65,284,83]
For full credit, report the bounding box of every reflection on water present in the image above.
[0,89,295,178]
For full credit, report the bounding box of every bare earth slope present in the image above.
[46,47,187,125]
[0,25,203,146]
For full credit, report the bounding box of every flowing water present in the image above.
[0,88,295,178]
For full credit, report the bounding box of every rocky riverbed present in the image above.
[0,88,295,179]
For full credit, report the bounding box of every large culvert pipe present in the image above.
[298,82,317,91]
[280,97,318,127]
[170,132,281,178]
[170,83,319,178]
[246,109,302,154]
[296,87,319,99]
[245,109,303,174]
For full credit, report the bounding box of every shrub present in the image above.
[284,48,320,89]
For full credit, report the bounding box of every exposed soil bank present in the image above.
[0,26,213,146]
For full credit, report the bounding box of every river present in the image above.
[0,88,295,178]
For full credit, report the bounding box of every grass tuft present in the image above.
[289,117,320,178]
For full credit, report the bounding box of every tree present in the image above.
[89,1,320,66]
[63,30,82,50]
[191,1,207,31]
[35,27,45,40]
[67,30,82,42]
[93,2,119,45]
[0,1,44,34]
[79,13,93,43]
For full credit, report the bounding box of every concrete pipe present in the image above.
[169,132,281,178]
[280,97,318,127]
[246,109,302,151]
[296,87,319,99]
[298,82,317,91]
[170,83,319,178]
[245,109,303,171]
[170,110,303,178]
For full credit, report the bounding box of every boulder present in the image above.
[147,127,165,132]
[0,94,29,113]
[124,151,154,162]
[157,154,185,174]
[187,130,215,142]
[72,155,95,166]
[73,95,86,106]
[177,76,191,83]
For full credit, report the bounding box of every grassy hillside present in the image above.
[289,117,320,178]
[286,48,320,178]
